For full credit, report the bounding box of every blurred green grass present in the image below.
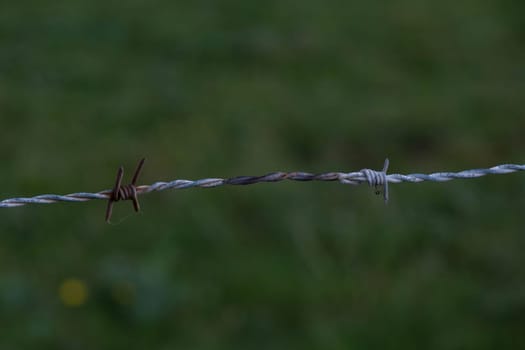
[1,1,525,349]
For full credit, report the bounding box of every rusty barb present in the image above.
[1,158,524,223]
[105,158,145,223]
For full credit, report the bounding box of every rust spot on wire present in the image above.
[105,158,145,223]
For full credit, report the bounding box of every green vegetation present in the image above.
[1,1,524,348]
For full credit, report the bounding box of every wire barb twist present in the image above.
[360,158,389,203]
[1,159,524,222]
[105,158,145,223]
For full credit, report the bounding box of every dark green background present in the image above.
[1,1,524,349]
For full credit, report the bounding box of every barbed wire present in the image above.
[1,159,524,221]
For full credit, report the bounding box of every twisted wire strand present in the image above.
[1,161,524,208]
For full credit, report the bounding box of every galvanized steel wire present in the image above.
[1,159,524,208]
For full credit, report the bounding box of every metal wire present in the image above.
[1,159,524,208]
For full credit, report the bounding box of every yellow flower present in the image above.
[59,278,88,307]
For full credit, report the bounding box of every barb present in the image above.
[105,158,145,223]
[1,159,524,215]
